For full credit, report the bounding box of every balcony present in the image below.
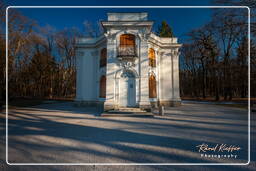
[117,46,137,60]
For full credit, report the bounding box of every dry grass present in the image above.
[215,103,248,109]
[6,97,73,108]
[181,97,255,103]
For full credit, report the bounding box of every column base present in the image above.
[104,101,115,111]
[139,101,151,111]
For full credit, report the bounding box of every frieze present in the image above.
[118,60,135,70]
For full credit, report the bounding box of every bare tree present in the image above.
[55,28,81,97]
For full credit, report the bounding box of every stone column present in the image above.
[81,49,96,102]
[75,49,83,101]
[171,48,181,105]
[138,35,151,110]
[156,48,161,105]
[104,33,116,111]
[158,48,181,107]
[159,48,173,106]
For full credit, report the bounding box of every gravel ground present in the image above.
[0,102,255,170]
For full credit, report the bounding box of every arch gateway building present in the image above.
[75,13,182,111]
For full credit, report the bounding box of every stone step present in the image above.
[101,112,154,117]
[107,110,146,113]
[112,108,147,112]
[101,107,153,117]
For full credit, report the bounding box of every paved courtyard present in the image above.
[0,102,255,170]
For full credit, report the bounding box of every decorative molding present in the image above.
[104,32,116,42]
[173,48,179,56]
[119,60,135,70]
[120,70,135,78]
[148,70,156,77]
[171,48,180,60]
[138,33,150,42]
[158,50,165,57]
[115,66,139,79]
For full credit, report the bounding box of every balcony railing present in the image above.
[117,46,137,58]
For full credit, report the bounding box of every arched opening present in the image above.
[118,34,136,57]
[149,74,157,98]
[120,70,135,78]
[149,48,156,67]
[100,48,107,68]
[119,70,136,107]
[99,75,106,98]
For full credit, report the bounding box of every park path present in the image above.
[0,102,255,170]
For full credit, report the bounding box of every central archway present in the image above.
[119,70,136,107]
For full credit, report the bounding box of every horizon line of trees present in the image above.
[0,3,177,102]
[0,3,82,101]
[0,1,255,104]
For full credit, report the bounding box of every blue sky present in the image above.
[5,0,215,43]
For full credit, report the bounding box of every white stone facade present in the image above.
[75,13,182,110]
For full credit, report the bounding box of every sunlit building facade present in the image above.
[75,13,181,111]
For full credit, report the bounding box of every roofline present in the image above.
[101,21,154,31]
[101,20,154,23]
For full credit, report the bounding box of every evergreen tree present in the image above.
[157,21,174,37]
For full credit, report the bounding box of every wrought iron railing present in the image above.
[117,46,137,57]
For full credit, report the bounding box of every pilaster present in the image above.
[104,33,117,110]
[138,34,151,109]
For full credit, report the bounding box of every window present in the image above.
[149,48,156,67]
[99,75,106,98]
[120,34,135,46]
[118,34,136,57]
[149,74,157,98]
[100,48,107,68]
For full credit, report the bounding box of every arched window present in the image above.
[99,75,106,98]
[120,34,135,46]
[100,48,107,68]
[118,34,136,56]
[149,48,156,67]
[149,74,157,98]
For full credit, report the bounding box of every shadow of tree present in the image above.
[1,102,249,164]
